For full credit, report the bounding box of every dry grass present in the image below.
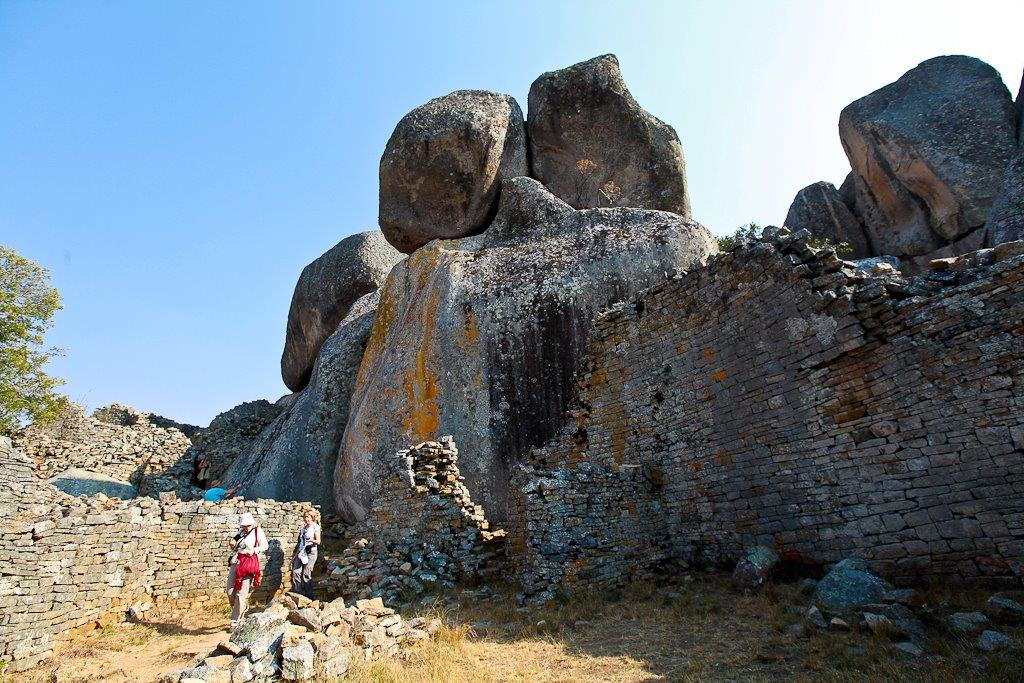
[351,576,1024,683]
[13,575,1024,682]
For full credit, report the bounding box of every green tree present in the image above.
[0,245,66,432]
[717,222,763,251]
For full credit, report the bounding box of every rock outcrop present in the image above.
[839,55,1016,254]
[336,177,716,523]
[528,55,691,216]
[378,90,529,254]
[225,293,379,511]
[784,181,871,257]
[987,70,1024,246]
[48,468,137,499]
[281,231,403,391]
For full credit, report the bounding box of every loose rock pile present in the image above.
[176,593,440,682]
[143,400,284,497]
[791,557,1022,656]
[322,438,505,605]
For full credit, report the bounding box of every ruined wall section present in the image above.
[12,403,194,486]
[510,230,1024,602]
[0,438,311,673]
[322,438,504,604]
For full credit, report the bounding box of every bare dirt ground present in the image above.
[14,605,232,683]
[12,575,1024,682]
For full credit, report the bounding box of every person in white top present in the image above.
[290,510,321,599]
[227,512,268,629]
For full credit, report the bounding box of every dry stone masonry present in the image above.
[509,229,1024,602]
[322,438,504,605]
[12,402,195,491]
[0,437,311,673]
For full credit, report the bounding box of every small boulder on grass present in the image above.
[813,558,891,611]
[732,545,780,589]
[977,630,1013,652]
[985,592,1024,625]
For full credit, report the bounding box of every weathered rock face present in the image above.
[784,181,871,257]
[282,231,403,392]
[225,292,379,512]
[336,177,716,523]
[839,55,1016,253]
[378,90,529,254]
[987,71,1024,247]
[528,54,691,216]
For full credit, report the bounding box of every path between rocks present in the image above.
[19,608,231,683]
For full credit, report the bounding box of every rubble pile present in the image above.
[174,593,440,682]
[322,438,505,605]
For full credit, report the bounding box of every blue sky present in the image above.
[2,1,1022,425]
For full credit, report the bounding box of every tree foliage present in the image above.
[716,222,854,255]
[0,245,66,432]
[717,222,763,251]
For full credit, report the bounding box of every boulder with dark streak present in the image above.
[226,292,380,511]
[839,56,1016,254]
[281,231,402,392]
[528,54,691,216]
[335,177,716,522]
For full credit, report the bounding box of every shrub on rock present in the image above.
[378,90,528,254]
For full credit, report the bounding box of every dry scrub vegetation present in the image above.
[13,574,1024,682]
[352,575,1023,682]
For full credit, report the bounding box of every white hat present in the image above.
[239,512,256,527]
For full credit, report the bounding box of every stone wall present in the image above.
[12,403,194,487]
[0,438,313,673]
[322,438,504,604]
[509,230,1024,601]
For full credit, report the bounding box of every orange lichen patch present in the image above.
[692,461,703,473]
[702,347,714,359]
[713,370,727,382]
[401,270,443,442]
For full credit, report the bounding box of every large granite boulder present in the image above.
[335,177,716,522]
[378,90,529,254]
[839,55,1016,254]
[987,70,1024,246]
[225,292,379,512]
[528,54,691,216]
[784,181,871,257]
[49,469,136,499]
[282,231,402,392]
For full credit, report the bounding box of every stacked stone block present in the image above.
[322,437,505,604]
[509,230,1024,601]
[0,437,311,673]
